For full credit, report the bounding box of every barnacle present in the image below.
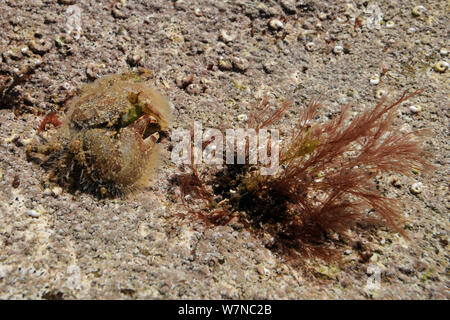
[27,73,171,197]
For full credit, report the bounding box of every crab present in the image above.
[27,73,171,197]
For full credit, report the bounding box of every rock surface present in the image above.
[0,0,448,299]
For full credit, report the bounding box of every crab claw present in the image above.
[135,88,172,130]
[127,114,160,137]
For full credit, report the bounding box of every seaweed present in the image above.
[175,90,433,264]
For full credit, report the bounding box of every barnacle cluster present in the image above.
[27,73,171,197]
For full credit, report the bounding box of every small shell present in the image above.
[376,89,386,99]
[440,48,448,56]
[410,182,423,195]
[336,16,347,24]
[21,46,31,56]
[268,18,284,30]
[314,172,324,183]
[26,210,40,218]
[385,20,395,28]
[412,5,427,17]
[369,75,380,85]
[237,114,248,122]
[409,105,422,113]
[305,42,315,52]
[60,82,72,91]
[433,61,448,73]
[333,45,343,55]
[194,8,202,16]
